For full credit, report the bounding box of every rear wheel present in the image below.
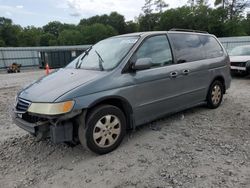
[78,105,126,154]
[207,80,224,109]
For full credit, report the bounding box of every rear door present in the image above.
[167,33,211,105]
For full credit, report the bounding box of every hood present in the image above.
[230,56,250,62]
[19,68,105,102]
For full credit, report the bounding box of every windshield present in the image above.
[66,36,139,71]
[229,46,250,56]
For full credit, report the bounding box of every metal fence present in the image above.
[219,36,250,52]
[0,48,39,69]
[0,45,91,69]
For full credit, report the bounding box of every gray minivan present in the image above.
[13,30,231,154]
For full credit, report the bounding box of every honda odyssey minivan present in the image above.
[13,30,231,154]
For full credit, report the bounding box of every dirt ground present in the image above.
[0,70,250,188]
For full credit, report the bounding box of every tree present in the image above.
[81,24,117,44]
[215,0,226,8]
[40,33,56,46]
[214,0,250,20]
[0,17,21,46]
[0,17,12,26]
[142,0,154,15]
[79,12,126,34]
[140,0,160,31]
[18,26,42,46]
[108,12,126,34]
[58,30,83,45]
[196,0,208,5]
[158,6,193,31]
[79,15,109,26]
[0,24,21,46]
[0,39,5,46]
[138,13,160,31]
[154,0,168,13]
[125,21,139,33]
[43,21,64,37]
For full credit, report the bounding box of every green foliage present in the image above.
[158,6,193,31]
[0,24,21,46]
[79,12,126,34]
[18,26,42,46]
[0,0,250,47]
[0,17,12,26]
[81,23,118,44]
[43,21,64,37]
[125,21,139,33]
[40,33,57,46]
[138,13,160,31]
[58,29,83,45]
[0,39,5,47]
[154,0,168,13]
[242,17,250,35]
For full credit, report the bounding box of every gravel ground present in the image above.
[0,71,250,188]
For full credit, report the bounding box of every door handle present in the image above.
[170,71,178,78]
[182,69,190,75]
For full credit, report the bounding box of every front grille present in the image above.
[22,113,41,123]
[16,98,31,113]
[231,62,246,67]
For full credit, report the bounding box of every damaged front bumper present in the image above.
[230,61,250,73]
[12,110,82,143]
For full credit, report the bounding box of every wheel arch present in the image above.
[86,96,134,130]
[209,75,226,94]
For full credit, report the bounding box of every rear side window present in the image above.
[169,33,204,63]
[134,35,173,68]
[200,35,224,58]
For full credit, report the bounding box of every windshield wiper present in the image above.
[95,50,104,71]
[75,46,92,69]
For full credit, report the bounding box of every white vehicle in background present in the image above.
[229,45,250,76]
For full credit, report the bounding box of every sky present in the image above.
[0,0,215,27]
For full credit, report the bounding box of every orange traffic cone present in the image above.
[45,63,50,75]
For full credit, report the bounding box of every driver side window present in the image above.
[134,35,173,68]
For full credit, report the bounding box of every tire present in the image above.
[207,80,224,109]
[78,105,126,155]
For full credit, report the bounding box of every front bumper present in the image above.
[12,113,39,134]
[12,110,82,143]
[230,65,246,71]
[230,61,250,72]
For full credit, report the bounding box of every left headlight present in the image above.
[27,100,75,115]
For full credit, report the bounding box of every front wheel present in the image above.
[78,105,126,155]
[207,80,224,109]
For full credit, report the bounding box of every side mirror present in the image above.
[132,58,152,71]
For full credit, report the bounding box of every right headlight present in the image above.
[28,100,75,115]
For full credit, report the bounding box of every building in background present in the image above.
[0,45,91,70]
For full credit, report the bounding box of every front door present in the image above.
[131,35,186,125]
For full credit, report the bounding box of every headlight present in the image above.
[27,100,75,115]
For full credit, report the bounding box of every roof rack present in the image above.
[170,28,208,34]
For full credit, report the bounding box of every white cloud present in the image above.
[16,5,24,9]
[0,5,34,16]
[66,0,144,21]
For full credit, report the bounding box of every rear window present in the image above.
[169,33,224,63]
[200,35,224,58]
[168,33,204,63]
